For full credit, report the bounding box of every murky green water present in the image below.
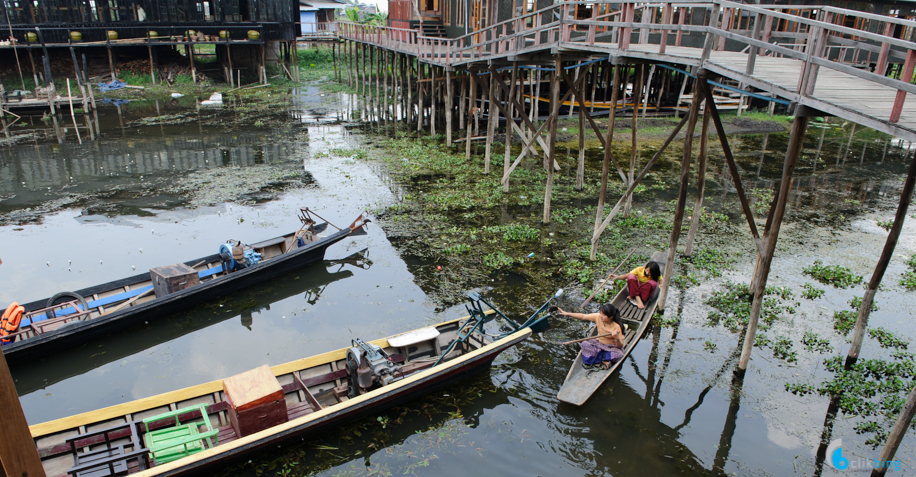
[1,94,914,476]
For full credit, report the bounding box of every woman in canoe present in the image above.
[609,261,662,310]
[556,304,624,369]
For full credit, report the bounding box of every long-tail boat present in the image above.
[557,251,667,406]
[31,291,560,477]
[12,249,372,397]
[1,208,369,365]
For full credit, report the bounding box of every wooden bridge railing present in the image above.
[338,0,916,126]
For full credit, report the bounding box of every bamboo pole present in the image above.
[66,79,81,144]
[576,72,586,190]
[484,64,497,173]
[737,111,810,371]
[504,62,518,193]
[591,65,620,261]
[684,109,711,255]
[845,150,916,367]
[624,64,643,217]
[656,73,705,312]
[466,68,477,160]
[446,68,453,145]
[871,384,916,477]
[544,56,561,224]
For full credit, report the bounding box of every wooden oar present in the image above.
[580,248,638,308]
[101,288,154,316]
[551,332,617,346]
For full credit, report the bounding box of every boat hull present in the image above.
[142,330,528,476]
[4,228,352,365]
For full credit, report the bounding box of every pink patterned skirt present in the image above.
[580,339,624,366]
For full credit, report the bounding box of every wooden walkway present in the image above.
[340,0,916,141]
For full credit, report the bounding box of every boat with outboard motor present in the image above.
[30,290,561,477]
[0,208,369,365]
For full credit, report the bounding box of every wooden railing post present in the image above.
[659,3,671,54]
[700,3,721,65]
[876,21,895,76]
[890,49,916,123]
[675,5,686,46]
[588,3,597,46]
[718,7,731,51]
[619,3,634,50]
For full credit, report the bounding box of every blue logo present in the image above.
[825,438,901,472]
[827,439,849,470]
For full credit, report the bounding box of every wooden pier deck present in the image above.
[339,0,916,142]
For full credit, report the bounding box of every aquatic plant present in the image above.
[483,251,515,269]
[800,283,825,300]
[785,382,815,395]
[833,310,857,335]
[848,295,879,312]
[802,260,863,288]
[801,332,834,353]
[867,327,909,350]
[876,219,894,231]
[703,340,717,352]
[653,314,681,327]
[704,281,795,333]
[501,223,539,242]
[685,248,735,278]
[900,254,916,291]
[771,337,798,363]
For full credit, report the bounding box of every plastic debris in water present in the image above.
[437,265,442,270]
[171,93,184,98]
[527,253,535,258]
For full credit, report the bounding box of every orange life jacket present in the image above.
[1,302,25,343]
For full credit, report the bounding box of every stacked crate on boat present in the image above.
[223,365,289,437]
[150,264,201,297]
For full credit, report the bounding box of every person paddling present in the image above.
[608,261,661,309]
[556,304,625,370]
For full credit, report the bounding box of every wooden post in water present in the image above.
[576,67,586,190]
[406,57,413,125]
[466,67,477,160]
[624,64,643,217]
[737,108,812,371]
[656,72,705,312]
[430,66,437,137]
[684,109,711,256]
[383,51,389,121]
[484,64,498,173]
[871,383,916,477]
[458,74,467,130]
[417,62,424,133]
[504,62,518,192]
[446,68,453,146]
[544,56,561,224]
[0,347,47,477]
[845,151,916,368]
[591,64,620,261]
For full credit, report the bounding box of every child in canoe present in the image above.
[556,304,625,369]
[609,261,662,309]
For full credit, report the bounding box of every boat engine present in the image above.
[345,339,401,397]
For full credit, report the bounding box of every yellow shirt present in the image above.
[629,266,662,283]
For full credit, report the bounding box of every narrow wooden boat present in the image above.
[1,208,369,365]
[557,251,667,406]
[30,292,559,477]
[12,249,371,397]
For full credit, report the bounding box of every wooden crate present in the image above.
[223,365,288,438]
[150,264,201,298]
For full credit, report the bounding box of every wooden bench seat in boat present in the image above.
[65,420,149,477]
[142,404,218,465]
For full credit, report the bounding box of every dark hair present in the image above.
[646,261,661,281]
[599,303,623,331]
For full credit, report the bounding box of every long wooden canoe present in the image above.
[31,315,531,477]
[557,251,667,406]
[13,249,370,397]
[2,209,368,365]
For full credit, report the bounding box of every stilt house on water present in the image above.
[0,0,301,89]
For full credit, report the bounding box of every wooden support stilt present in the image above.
[383,51,389,121]
[544,56,561,224]
[148,45,156,85]
[589,63,598,115]
[0,347,47,477]
[845,150,916,368]
[871,384,916,477]
[418,62,425,134]
[624,64,644,217]
[27,49,39,89]
[189,44,197,83]
[430,66,437,137]
[227,44,233,87]
[592,64,621,260]
[459,74,467,130]
[737,110,811,371]
[642,64,655,118]
[656,74,705,312]
[684,109,711,256]
[333,41,339,82]
[466,67,477,160]
[484,64,498,173]
[576,73,586,190]
[293,40,299,83]
[107,42,117,81]
[446,68,453,145]
[406,57,413,125]
[504,62,518,192]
